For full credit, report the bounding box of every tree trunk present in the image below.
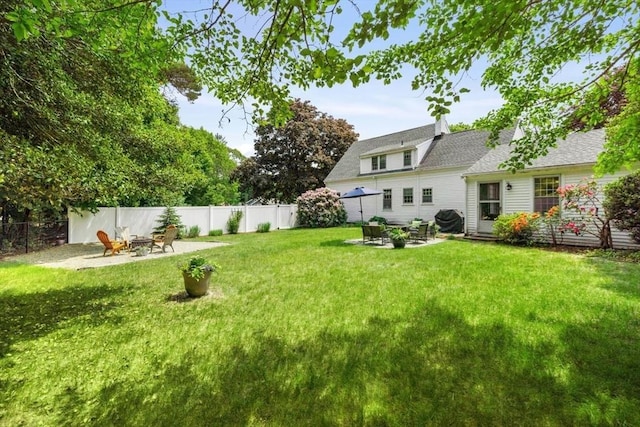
[600,220,613,249]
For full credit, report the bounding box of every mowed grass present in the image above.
[1,227,639,426]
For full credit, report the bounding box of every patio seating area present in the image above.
[5,240,227,270]
[359,220,439,246]
[97,224,180,256]
[361,224,388,245]
[347,235,445,249]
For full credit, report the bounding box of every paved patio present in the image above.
[2,240,227,270]
[344,237,446,249]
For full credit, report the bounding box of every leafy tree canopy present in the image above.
[449,122,475,133]
[0,0,240,223]
[6,0,640,172]
[232,99,358,203]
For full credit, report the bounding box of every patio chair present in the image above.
[115,226,136,251]
[97,230,126,256]
[428,220,438,239]
[362,225,387,245]
[411,224,430,242]
[152,224,178,253]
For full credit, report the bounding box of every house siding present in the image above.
[558,169,639,248]
[465,178,478,233]
[327,167,467,224]
[328,179,380,223]
[465,167,640,249]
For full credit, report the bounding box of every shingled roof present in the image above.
[325,124,435,182]
[325,123,514,182]
[463,128,605,176]
[418,129,514,170]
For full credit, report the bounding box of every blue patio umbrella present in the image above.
[340,187,382,223]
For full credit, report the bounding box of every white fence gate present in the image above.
[68,205,298,244]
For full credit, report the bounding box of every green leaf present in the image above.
[12,22,28,41]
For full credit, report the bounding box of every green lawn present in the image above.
[1,228,639,426]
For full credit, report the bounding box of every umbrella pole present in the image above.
[360,198,364,224]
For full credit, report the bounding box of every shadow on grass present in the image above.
[318,239,353,247]
[165,290,225,303]
[585,256,640,300]
[0,283,123,358]
[69,299,640,425]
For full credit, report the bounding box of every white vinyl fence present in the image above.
[68,205,298,244]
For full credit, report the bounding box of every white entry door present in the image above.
[478,182,501,234]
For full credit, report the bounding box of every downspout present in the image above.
[463,175,468,235]
[373,175,378,217]
[416,167,420,220]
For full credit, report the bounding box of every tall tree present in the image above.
[182,127,241,206]
[232,100,358,203]
[7,1,640,172]
[0,0,240,223]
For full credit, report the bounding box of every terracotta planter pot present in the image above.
[183,271,213,297]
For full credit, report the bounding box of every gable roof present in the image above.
[325,124,435,182]
[325,123,514,182]
[463,128,605,176]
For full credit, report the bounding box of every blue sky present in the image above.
[174,72,504,157]
[161,0,509,156]
[163,1,595,157]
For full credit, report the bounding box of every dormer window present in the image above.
[371,155,387,171]
[403,150,412,167]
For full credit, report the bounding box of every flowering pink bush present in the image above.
[557,178,612,248]
[296,187,347,228]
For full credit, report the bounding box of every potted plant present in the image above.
[178,256,220,297]
[387,227,410,249]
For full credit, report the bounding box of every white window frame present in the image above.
[533,176,560,213]
[403,150,412,167]
[422,188,433,204]
[383,189,392,210]
[403,188,414,205]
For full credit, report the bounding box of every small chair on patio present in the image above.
[362,224,387,245]
[152,224,178,253]
[115,226,137,251]
[410,224,430,242]
[97,230,126,256]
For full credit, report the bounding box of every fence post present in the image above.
[208,205,213,235]
[243,205,249,233]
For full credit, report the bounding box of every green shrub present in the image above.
[368,216,388,225]
[208,229,223,236]
[187,225,201,238]
[604,171,640,243]
[296,187,347,228]
[493,212,540,245]
[257,222,271,233]
[227,210,243,234]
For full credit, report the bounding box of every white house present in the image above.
[325,118,515,225]
[463,128,639,248]
[327,117,638,248]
